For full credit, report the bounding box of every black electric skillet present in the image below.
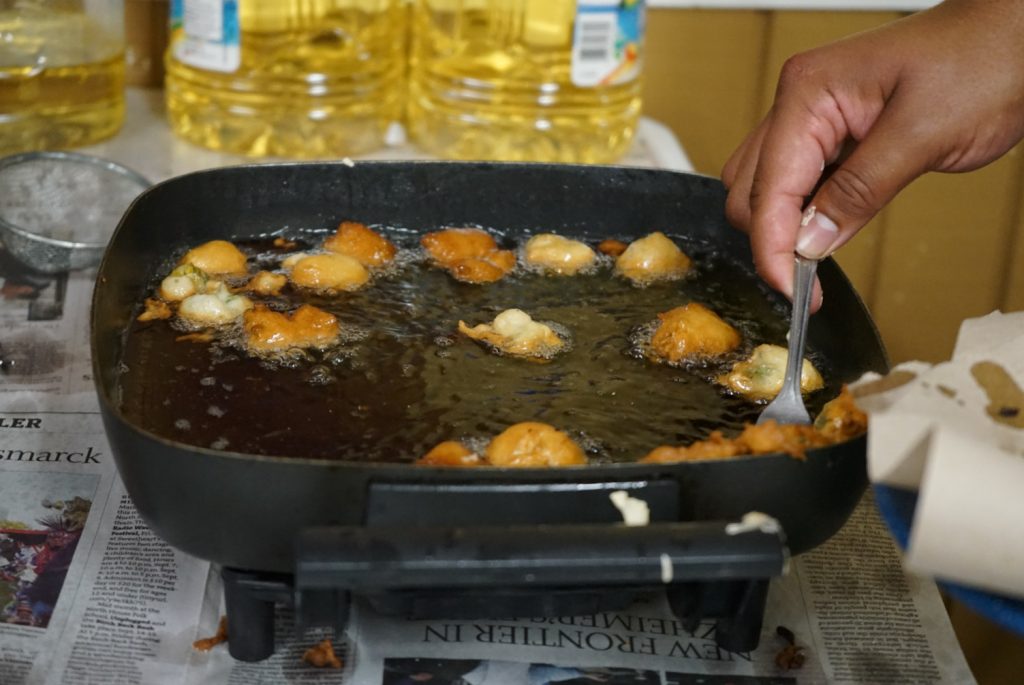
[91,162,888,660]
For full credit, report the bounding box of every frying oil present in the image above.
[165,0,406,158]
[0,11,124,154]
[118,231,840,464]
[407,0,644,163]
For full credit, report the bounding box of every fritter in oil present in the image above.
[524,234,597,275]
[421,228,516,284]
[243,303,340,354]
[648,302,741,363]
[615,232,692,284]
[323,221,397,268]
[179,240,248,276]
[718,343,824,401]
[245,270,288,297]
[458,308,566,360]
[642,386,863,463]
[285,252,369,293]
[418,422,587,468]
[178,282,253,326]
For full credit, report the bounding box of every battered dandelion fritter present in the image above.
[458,308,566,360]
[323,221,397,267]
[243,304,340,354]
[177,282,253,326]
[245,270,288,297]
[648,302,741,363]
[641,386,865,463]
[717,343,824,401]
[615,232,691,284]
[285,252,369,293]
[523,234,596,275]
[417,441,485,467]
[417,422,587,468]
[179,240,248,276]
[421,228,516,284]
[597,239,628,257]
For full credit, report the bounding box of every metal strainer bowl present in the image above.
[0,151,151,274]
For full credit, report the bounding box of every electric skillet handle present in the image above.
[295,521,787,590]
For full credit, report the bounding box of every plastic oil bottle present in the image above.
[0,1,125,155]
[407,0,644,164]
[165,0,407,158]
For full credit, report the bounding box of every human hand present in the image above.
[721,0,1024,309]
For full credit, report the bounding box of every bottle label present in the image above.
[170,0,241,73]
[571,0,644,88]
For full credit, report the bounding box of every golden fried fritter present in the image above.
[159,264,207,301]
[736,421,830,459]
[485,422,587,467]
[137,297,172,322]
[649,303,741,363]
[524,234,596,275]
[615,232,691,284]
[597,239,628,257]
[246,270,288,296]
[243,304,340,354]
[421,228,516,284]
[814,386,868,442]
[717,343,824,401]
[180,240,248,276]
[287,253,369,292]
[641,431,745,463]
[458,309,566,360]
[178,282,253,326]
[323,221,397,267]
[448,252,517,284]
[416,441,484,467]
[641,387,865,464]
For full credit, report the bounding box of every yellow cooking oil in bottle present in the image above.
[408,0,644,164]
[0,4,125,155]
[165,0,407,158]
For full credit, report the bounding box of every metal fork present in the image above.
[757,255,818,425]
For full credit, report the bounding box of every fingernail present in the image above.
[796,206,839,258]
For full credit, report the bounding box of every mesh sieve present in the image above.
[0,151,150,273]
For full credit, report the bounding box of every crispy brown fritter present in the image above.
[180,240,248,276]
[615,232,691,284]
[457,309,566,360]
[243,304,340,354]
[323,221,397,267]
[417,441,484,467]
[649,303,741,362]
[486,422,587,467]
[421,228,516,284]
[597,239,628,257]
[641,386,864,463]
[287,253,369,292]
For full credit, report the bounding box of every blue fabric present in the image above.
[873,484,1024,636]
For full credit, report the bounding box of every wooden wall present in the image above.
[643,8,1024,365]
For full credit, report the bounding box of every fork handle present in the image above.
[781,256,818,399]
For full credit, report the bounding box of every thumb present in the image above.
[795,107,932,259]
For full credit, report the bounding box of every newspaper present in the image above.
[0,92,976,683]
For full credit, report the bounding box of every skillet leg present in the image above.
[222,567,287,662]
[666,578,770,653]
[714,578,770,653]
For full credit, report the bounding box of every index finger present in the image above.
[748,95,848,295]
